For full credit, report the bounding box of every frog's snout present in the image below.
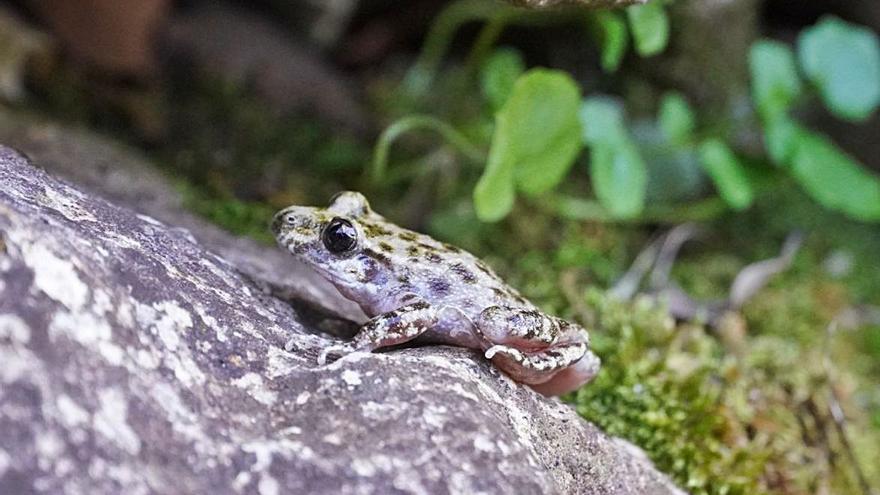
[272,207,322,252]
[272,207,302,234]
[271,211,286,235]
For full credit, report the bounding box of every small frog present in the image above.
[272,192,599,395]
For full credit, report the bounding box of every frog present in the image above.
[271,192,600,395]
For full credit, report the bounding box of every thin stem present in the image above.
[403,0,500,95]
[464,14,512,73]
[370,115,486,185]
[548,195,729,224]
[404,0,584,94]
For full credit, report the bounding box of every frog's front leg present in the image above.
[476,307,600,394]
[317,301,438,364]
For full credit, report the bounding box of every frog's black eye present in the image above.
[322,217,358,253]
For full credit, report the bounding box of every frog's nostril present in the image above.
[271,211,290,233]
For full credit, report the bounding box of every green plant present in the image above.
[373,10,880,225]
[751,16,880,221]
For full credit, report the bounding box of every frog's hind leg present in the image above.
[318,300,438,364]
[477,306,599,394]
[476,306,561,350]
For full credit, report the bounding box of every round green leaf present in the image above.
[798,16,880,122]
[473,159,516,222]
[580,96,626,146]
[749,40,802,120]
[504,69,583,195]
[581,96,647,219]
[626,2,669,57]
[790,131,880,221]
[589,141,647,219]
[659,92,696,144]
[481,47,526,112]
[474,124,517,222]
[698,139,754,210]
[474,69,583,221]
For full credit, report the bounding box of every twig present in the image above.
[370,115,486,184]
[823,320,876,495]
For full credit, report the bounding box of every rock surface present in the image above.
[0,143,684,494]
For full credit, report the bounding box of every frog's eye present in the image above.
[322,217,359,254]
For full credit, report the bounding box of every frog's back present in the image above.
[356,213,535,319]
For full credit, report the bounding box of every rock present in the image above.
[0,144,684,494]
[0,110,367,324]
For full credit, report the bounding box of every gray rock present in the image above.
[0,144,684,494]
[0,111,367,324]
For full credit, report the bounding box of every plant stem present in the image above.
[403,0,500,95]
[549,195,729,224]
[404,0,587,94]
[370,115,486,185]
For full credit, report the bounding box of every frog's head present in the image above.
[272,192,384,298]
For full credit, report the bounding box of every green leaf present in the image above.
[659,92,696,144]
[698,139,754,210]
[626,2,669,57]
[763,116,804,165]
[474,69,583,221]
[798,16,880,122]
[789,131,880,221]
[764,114,810,166]
[580,96,626,146]
[749,40,802,119]
[589,142,647,219]
[593,11,629,73]
[473,139,516,222]
[480,47,526,111]
[580,96,647,218]
[506,70,583,196]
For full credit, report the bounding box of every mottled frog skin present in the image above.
[272,192,599,395]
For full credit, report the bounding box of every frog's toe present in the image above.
[484,342,591,392]
[484,344,555,384]
[529,351,600,396]
[484,344,522,361]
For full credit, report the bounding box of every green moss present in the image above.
[563,263,880,495]
[176,181,277,244]
[570,293,762,495]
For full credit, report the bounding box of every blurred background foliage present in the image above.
[1,0,879,493]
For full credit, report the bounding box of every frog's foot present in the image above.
[485,341,592,391]
[529,350,600,396]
